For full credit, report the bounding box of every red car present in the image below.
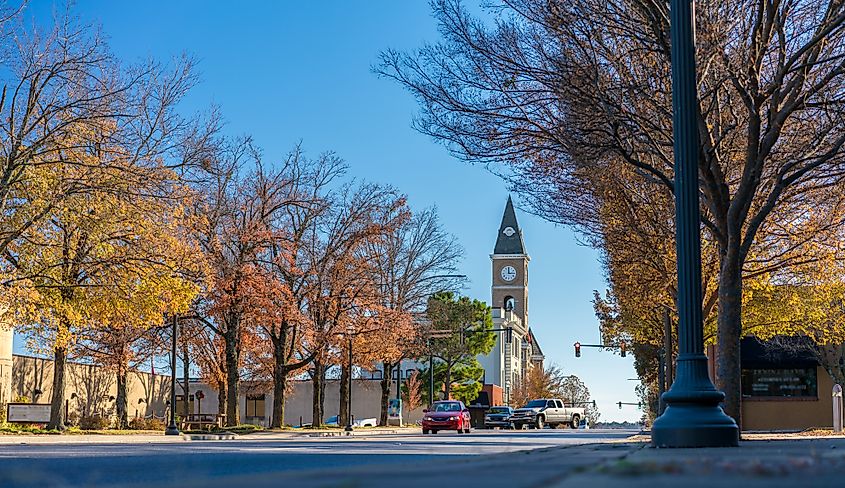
[421,401,472,434]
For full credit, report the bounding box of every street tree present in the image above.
[362,207,463,425]
[12,133,199,429]
[192,139,293,427]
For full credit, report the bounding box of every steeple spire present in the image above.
[494,196,526,255]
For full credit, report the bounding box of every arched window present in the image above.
[504,296,515,311]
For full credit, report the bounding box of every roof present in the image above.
[528,329,544,357]
[493,196,527,255]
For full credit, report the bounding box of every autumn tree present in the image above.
[379,0,845,424]
[402,370,423,412]
[425,291,495,403]
[255,149,343,428]
[191,139,290,427]
[0,14,212,265]
[11,134,199,429]
[362,207,463,425]
[308,185,408,427]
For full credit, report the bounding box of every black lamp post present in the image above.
[345,331,354,432]
[165,314,180,436]
[651,0,739,447]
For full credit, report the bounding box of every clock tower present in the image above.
[491,196,529,326]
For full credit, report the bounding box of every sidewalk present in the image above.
[0,426,422,444]
[559,435,845,487]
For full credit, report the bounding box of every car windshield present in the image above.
[489,407,510,413]
[524,400,547,408]
[434,402,462,412]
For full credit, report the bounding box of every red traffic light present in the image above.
[574,342,581,358]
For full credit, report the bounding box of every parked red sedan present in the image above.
[421,400,472,434]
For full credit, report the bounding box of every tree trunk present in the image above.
[182,342,190,418]
[311,359,324,426]
[116,362,128,429]
[339,361,350,426]
[47,344,68,430]
[217,381,226,416]
[224,323,240,427]
[273,376,286,428]
[271,338,287,428]
[716,247,743,427]
[379,361,392,426]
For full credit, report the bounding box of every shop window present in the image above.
[246,394,266,418]
[741,368,818,397]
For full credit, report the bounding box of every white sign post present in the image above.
[833,384,843,433]
[7,403,52,423]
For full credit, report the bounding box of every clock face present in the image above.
[500,265,517,282]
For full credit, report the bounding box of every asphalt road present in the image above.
[0,429,638,488]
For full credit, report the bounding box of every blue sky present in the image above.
[17,1,640,422]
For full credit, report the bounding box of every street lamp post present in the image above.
[651,0,739,447]
[165,314,180,436]
[345,332,354,432]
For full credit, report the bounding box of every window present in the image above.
[741,368,818,397]
[434,402,462,412]
[555,400,564,408]
[504,296,515,311]
[246,394,266,417]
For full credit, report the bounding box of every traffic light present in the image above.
[620,342,627,357]
[574,342,581,358]
[618,401,622,410]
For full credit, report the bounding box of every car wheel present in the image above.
[571,415,581,429]
[535,415,545,429]
[431,430,438,434]
[423,429,430,434]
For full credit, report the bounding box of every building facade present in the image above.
[478,197,544,406]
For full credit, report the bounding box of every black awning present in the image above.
[741,336,820,369]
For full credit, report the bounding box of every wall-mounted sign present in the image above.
[741,368,818,397]
[7,403,51,423]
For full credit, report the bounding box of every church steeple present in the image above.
[494,196,527,255]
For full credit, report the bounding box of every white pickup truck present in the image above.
[509,398,584,429]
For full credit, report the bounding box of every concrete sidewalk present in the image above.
[0,426,422,444]
[560,436,845,487]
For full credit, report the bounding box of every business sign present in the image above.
[7,403,52,423]
[387,398,402,419]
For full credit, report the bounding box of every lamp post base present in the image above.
[344,425,354,432]
[651,357,739,448]
[652,403,738,447]
[165,424,180,436]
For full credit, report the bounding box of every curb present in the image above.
[183,432,237,441]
